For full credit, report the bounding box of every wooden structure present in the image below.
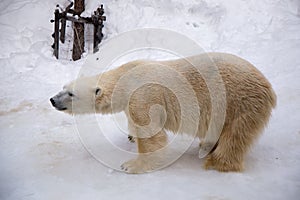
[50,2,106,60]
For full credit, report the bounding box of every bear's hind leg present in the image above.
[204,115,263,172]
[204,131,246,172]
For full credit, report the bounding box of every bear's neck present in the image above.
[96,71,128,114]
[97,61,146,114]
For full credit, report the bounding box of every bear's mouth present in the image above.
[56,107,67,111]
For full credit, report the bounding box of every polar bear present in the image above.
[50,53,276,173]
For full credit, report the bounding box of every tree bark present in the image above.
[72,0,85,61]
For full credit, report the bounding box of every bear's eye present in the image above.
[95,88,101,95]
[68,92,74,97]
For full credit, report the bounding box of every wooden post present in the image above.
[61,2,73,44]
[60,17,66,43]
[93,23,104,53]
[53,9,59,59]
[93,22,99,53]
[72,0,85,61]
[93,5,106,53]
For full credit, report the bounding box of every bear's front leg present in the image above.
[121,129,167,174]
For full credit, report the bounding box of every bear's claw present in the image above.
[127,135,135,143]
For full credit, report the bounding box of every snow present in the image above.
[0,0,300,199]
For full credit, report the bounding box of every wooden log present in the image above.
[60,17,66,43]
[93,5,106,53]
[72,0,85,61]
[53,9,59,59]
[59,1,73,44]
[93,23,99,53]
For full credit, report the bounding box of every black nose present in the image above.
[50,98,56,106]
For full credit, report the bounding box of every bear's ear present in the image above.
[95,87,102,96]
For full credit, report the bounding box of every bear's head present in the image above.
[50,75,114,115]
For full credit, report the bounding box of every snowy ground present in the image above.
[0,0,300,199]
